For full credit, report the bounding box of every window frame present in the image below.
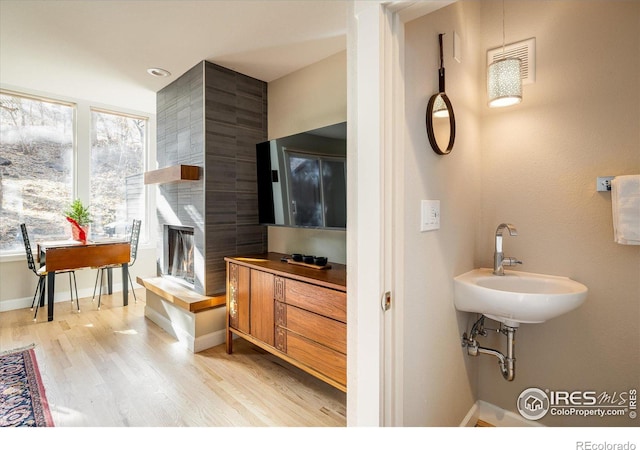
[0,88,153,259]
[89,106,148,241]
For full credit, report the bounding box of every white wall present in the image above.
[267,51,347,264]
[477,0,639,427]
[402,1,482,425]
[268,51,347,140]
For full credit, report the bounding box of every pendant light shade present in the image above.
[487,57,522,108]
[487,0,522,108]
[432,94,449,118]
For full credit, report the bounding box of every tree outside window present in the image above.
[0,91,148,254]
[0,91,74,251]
[90,109,146,239]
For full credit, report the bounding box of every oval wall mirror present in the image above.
[426,93,455,155]
[426,33,456,155]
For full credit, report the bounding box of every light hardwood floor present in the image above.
[0,290,346,427]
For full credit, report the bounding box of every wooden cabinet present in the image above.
[249,269,275,346]
[225,253,347,392]
[227,262,250,334]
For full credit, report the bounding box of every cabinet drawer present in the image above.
[285,332,346,387]
[284,304,346,354]
[284,279,346,323]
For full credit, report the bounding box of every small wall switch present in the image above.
[421,200,440,232]
[597,176,614,192]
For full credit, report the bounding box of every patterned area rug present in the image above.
[0,345,54,427]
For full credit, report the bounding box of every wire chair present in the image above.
[20,223,79,321]
[92,219,141,310]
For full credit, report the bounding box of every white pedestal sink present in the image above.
[454,268,588,327]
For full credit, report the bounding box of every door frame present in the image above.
[346,0,455,427]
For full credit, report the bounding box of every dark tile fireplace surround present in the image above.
[155,61,268,296]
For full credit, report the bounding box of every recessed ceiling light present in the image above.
[147,67,171,77]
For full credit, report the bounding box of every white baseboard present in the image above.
[0,295,34,312]
[460,400,545,427]
[459,401,481,427]
[193,330,226,353]
[0,283,125,312]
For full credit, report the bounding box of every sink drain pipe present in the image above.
[462,315,517,381]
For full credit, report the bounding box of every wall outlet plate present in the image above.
[421,200,440,232]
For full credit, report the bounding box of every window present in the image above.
[285,151,347,228]
[0,91,74,252]
[90,109,146,239]
[0,89,149,255]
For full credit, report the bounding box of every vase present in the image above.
[71,224,90,243]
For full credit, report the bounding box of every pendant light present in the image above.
[432,91,449,118]
[487,0,522,108]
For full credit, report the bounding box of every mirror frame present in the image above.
[426,92,456,155]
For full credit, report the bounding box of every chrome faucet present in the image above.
[493,223,522,275]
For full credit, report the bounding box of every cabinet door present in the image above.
[229,263,250,334]
[250,269,275,346]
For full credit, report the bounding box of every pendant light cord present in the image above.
[502,0,506,55]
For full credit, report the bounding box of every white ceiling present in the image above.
[0,0,349,112]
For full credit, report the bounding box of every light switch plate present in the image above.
[421,200,440,232]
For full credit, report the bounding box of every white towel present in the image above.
[611,175,640,245]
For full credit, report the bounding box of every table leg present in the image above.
[122,263,128,307]
[107,268,113,294]
[47,272,55,322]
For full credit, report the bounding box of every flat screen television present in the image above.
[256,122,346,229]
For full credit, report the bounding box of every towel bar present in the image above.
[596,176,615,192]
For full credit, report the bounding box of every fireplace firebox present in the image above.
[163,225,195,286]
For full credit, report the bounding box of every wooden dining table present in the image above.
[37,240,131,322]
